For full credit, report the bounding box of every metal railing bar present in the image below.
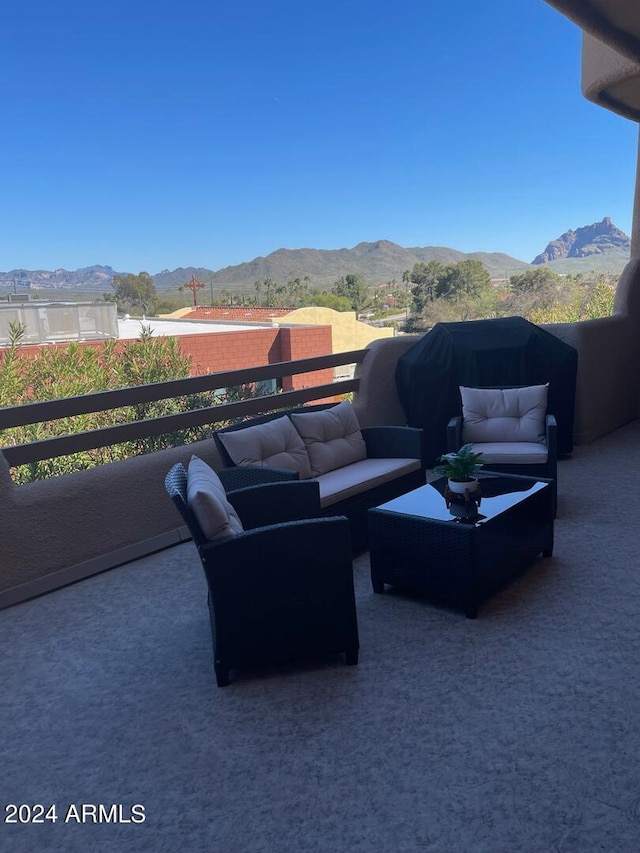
[0,349,368,429]
[2,379,359,467]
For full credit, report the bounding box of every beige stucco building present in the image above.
[275,307,393,379]
[275,306,393,351]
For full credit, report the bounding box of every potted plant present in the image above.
[434,444,484,495]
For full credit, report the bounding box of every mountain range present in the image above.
[532,217,630,264]
[152,242,532,292]
[0,219,630,295]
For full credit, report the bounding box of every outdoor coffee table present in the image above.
[368,472,554,618]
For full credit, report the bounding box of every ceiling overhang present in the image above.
[546,0,640,122]
[545,1,640,64]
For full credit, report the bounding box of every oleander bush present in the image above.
[0,327,260,483]
[528,281,616,324]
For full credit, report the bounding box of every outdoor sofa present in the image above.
[215,400,425,552]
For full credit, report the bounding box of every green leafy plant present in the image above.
[0,328,284,484]
[434,444,484,481]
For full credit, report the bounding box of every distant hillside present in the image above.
[152,267,219,290]
[1,224,630,297]
[532,217,630,266]
[154,241,531,293]
[2,249,529,296]
[544,248,630,275]
[0,265,123,292]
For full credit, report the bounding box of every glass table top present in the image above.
[375,474,549,525]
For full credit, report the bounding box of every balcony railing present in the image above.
[0,349,368,469]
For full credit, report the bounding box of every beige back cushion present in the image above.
[217,415,312,479]
[187,455,244,540]
[290,401,367,477]
[461,385,548,444]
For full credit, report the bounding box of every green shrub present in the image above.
[0,333,262,483]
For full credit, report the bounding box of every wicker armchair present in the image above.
[164,462,359,687]
[446,385,558,514]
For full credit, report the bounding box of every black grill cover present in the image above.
[395,316,578,465]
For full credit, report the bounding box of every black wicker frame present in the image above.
[164,462,359,687]
[369,473,555,618]
[215,405,426,553]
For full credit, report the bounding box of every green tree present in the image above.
[404,261,445,313]
[332,274,371,314]
[303,292,353,311]
[286,277,310,306]
[112,272,157,315]
[507,267,570,314]
[529,281,616,324]
[273,283,288,308]
[509,267,563,296]
[405,260,491,312]
[263,278,276,307]
[436,259,492,301]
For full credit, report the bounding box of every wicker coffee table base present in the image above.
[368,479,554,618]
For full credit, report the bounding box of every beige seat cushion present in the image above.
[217,415,312,479]
[290,401,367,478]
[314,457,422,507]
[187,455,244,540]
[467,442,549,465]
[461,385,548,444]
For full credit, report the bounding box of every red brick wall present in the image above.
[178,328,281,375]
[277,326,334,390]
[8,326,334,392]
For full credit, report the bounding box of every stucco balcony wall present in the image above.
[351,335,422,429]
[545,313,638,445]
[0,437,226,610]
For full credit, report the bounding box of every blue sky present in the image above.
[1,0,637,274]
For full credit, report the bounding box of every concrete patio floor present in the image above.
[4,420,640,852]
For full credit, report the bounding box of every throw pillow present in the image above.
[217,415,312,478]
[460,384,549,444]
[186,455,244,540]
[290,401,367,477]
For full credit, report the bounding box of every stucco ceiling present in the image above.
[546,0,640,63]
[546,1,640,121]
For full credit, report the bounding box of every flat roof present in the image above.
[117,316,275,339]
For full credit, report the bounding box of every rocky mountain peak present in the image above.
[532,217,630,264]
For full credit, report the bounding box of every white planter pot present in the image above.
[447,477,478,496]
